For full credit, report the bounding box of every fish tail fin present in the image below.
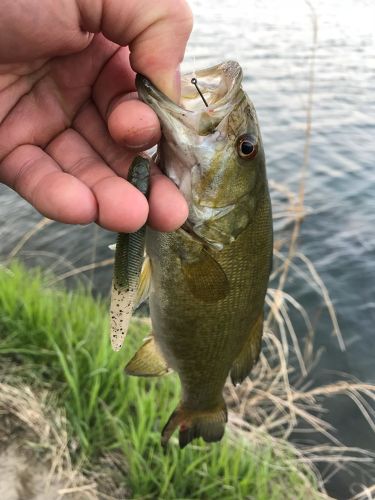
[161,399,227,449]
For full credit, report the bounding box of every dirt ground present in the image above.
[0,447,72,500]
[0,382,102,500]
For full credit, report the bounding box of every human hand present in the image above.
[0,0,192,232]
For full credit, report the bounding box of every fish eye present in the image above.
[236,134,258,159]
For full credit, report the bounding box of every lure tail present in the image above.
[162,399,227,449]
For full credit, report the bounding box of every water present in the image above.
[0,0,374,496]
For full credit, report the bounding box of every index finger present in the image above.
[77,0,193,101]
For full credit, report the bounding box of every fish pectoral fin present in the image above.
[180,249,230,302]
[125,336,170,377]
[161,399,228,449]
[230,313,264,386]
[134,255,152,309]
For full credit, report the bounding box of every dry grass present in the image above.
[0,381,97,499]
[351,485,375,500]
[225,328,375,496]
[5,217,53,262]
[0,379,131,499]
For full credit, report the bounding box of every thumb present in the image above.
[79,0,193,102]
[128,0,193,102]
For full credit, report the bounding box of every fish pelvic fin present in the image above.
[230,313,263,386]
[125,336,170,377]
[161,399,228,449]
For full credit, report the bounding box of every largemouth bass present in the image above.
[110,61,273,448]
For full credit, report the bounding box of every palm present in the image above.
[0,34,183,231]
[0,35,122,158]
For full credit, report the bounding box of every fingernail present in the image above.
[160,66,181,103]
[124,141,150,150]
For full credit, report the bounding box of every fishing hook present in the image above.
[191,77,209,107]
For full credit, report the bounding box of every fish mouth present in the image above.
[136,61,243,117]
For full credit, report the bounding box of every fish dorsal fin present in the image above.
[230,313,263,386]
[125,336,171,377]
[181,248,230,302]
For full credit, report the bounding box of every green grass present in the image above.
[0,262,322,499]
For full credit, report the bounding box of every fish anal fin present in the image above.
[230,313,264,386]
[181,249,229,303]
[161,399,227,449]
[125,336,170,377]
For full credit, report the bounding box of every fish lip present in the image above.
[136,60,243,114]
[136,73,184,113]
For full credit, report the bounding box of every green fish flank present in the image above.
[126,62,273,448]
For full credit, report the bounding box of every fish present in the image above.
[110,61,273,449]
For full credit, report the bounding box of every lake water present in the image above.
[0,0,374,497]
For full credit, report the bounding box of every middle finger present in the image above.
[46,128,149,232]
